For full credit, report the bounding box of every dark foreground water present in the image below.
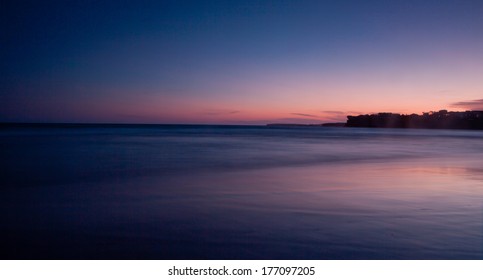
[1,124,483,259]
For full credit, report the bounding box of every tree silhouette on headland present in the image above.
[346,110,483,130]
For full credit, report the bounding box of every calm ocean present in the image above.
[1,125,483,259]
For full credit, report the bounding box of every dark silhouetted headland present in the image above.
[346,110,483,130]
[266,110,483,130]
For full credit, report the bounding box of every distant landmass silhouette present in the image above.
[346,110,483,130]
[268,110,483,130]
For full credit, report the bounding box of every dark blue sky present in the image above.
[2,0,483,123]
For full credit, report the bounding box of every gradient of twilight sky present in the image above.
[2,0,483,124]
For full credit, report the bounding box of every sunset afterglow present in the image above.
[2,1,483,124]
